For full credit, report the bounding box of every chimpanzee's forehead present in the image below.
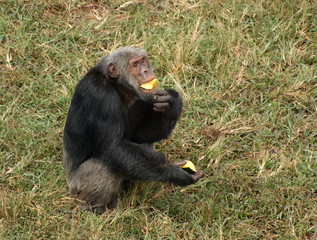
[113,47,146,58]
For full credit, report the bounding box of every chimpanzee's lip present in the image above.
[140,77,156,85]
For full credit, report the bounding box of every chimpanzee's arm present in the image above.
[131,89,183,143]
[101,139,194,186]
[91,103,193,186]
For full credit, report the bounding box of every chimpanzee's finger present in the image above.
[172,161,187,167]
[153,102,169,112]
[192,171,204,182]
[153,89,169,96]
[153,107,168,112]
[155,95,172,103]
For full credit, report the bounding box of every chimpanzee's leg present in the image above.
[64,156,123,215]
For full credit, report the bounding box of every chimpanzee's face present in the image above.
[129,55,156,94]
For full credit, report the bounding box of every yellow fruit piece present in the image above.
[180,160,197,173]
[140,78,157,90]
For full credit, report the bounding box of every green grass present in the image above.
[1,0,316,239]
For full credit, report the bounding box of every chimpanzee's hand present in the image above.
[172,161,204,183]
[153,90,172,112]
[191,170,204,182]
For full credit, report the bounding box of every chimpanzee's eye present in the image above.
[133,62,138,67]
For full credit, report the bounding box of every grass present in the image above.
[0,0,316,239]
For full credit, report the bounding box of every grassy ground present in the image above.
[1,0,316,239]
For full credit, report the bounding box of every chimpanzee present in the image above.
[63,46,203,214]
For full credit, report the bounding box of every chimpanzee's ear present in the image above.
[107,63,119,78]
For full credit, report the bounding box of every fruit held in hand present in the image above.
[180,160,197,174]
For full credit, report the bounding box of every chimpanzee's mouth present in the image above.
[140,78,157,91]
[139,79,157,94]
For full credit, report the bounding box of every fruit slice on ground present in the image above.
[140,78,157,90]
[180,160,197,173]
